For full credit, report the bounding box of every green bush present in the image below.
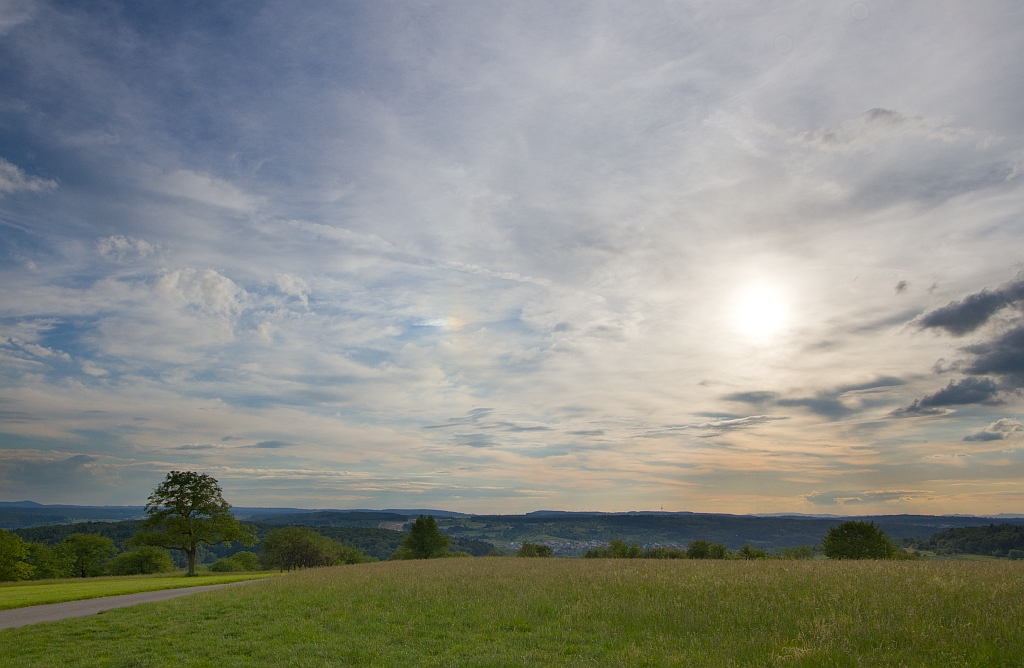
[209,551,261,572]
[737,544,767,560]
[105,547,176,575]
[708,543,732,559]
[1009,549,1024,560]
[263,527,371,570]
[583,539,640,558]
[776,545,817,560]
[516,542,553,557]
[821,521,895,560]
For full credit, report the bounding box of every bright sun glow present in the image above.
[734,285,787,341]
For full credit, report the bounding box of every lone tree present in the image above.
[821,520,895,559]
[132,471,256,575]
[390,515,450,559]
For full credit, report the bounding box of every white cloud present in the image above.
[81,360,108,376]
[0,157,56,195]
[964,418,1024,442]
[151,170,260,212]
[155,268,245,315]
[256,321,276,342]
[97,235,157,263]
[275,273,310,307]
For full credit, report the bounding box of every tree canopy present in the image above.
[61,533,117,577]
[0,529,34,581]
[821,521,895,559]
[131,471,256,575]
[261,526,370,571]
[390,515,450,560]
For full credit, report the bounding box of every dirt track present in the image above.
[0,580,258,631]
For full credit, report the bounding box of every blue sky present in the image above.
[2,1,1024,513]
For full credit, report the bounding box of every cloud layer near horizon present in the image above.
[2,1,1024,513]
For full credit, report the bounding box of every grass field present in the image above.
[1,558,1022,666]
[0,572,276,611]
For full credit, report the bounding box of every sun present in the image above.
[734,285,787,341]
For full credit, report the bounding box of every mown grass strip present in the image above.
[2,559,1023,666]
[0,572,276,610]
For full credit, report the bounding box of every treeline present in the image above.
[1,528,178,580]
[581,539,778,560]
[443,513,1024,552]
[2,518,498,581]
[0,524,379,581]
[903,524,1024,558]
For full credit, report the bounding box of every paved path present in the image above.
[0,580,259,631]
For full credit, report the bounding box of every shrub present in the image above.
[737,544,767,560]
[686,539,711,559]
[517,542,553,557]
[106,547,176,575]
[777,545,816,560]
[821,521,895,560]
[209,551,261,572]
[583,539,641,558]
[262,526,371,571]
[1008,549,1024,560]
[708,543,732,559]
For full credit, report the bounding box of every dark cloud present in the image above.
[247,440,291,449]
[176,443,217,450]
[895,280,908,294]
[963,325,1024,383]
[454,433,495,448]
[892,377,1001,416]
[916,277,1024,336]
[424,408,494,429]
[496,422,552,432]
[733,378,905,420]
[899,279,1024,413]
[568,429,604,436]
[723,391,778,404]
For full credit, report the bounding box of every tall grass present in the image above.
[2,559,1022,666]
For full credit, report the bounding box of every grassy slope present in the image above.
[2,559,1022,666]
[0,573,275,610]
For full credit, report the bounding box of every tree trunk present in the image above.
[187,548,197,576]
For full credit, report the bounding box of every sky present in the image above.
[1,1,1024,514]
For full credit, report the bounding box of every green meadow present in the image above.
[0,572,275,611]
[2,559,1023,666]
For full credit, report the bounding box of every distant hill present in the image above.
[7,503,1024,554]
[0,504,145,529]
[440,513,1024,552]
[245,510,411,527]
